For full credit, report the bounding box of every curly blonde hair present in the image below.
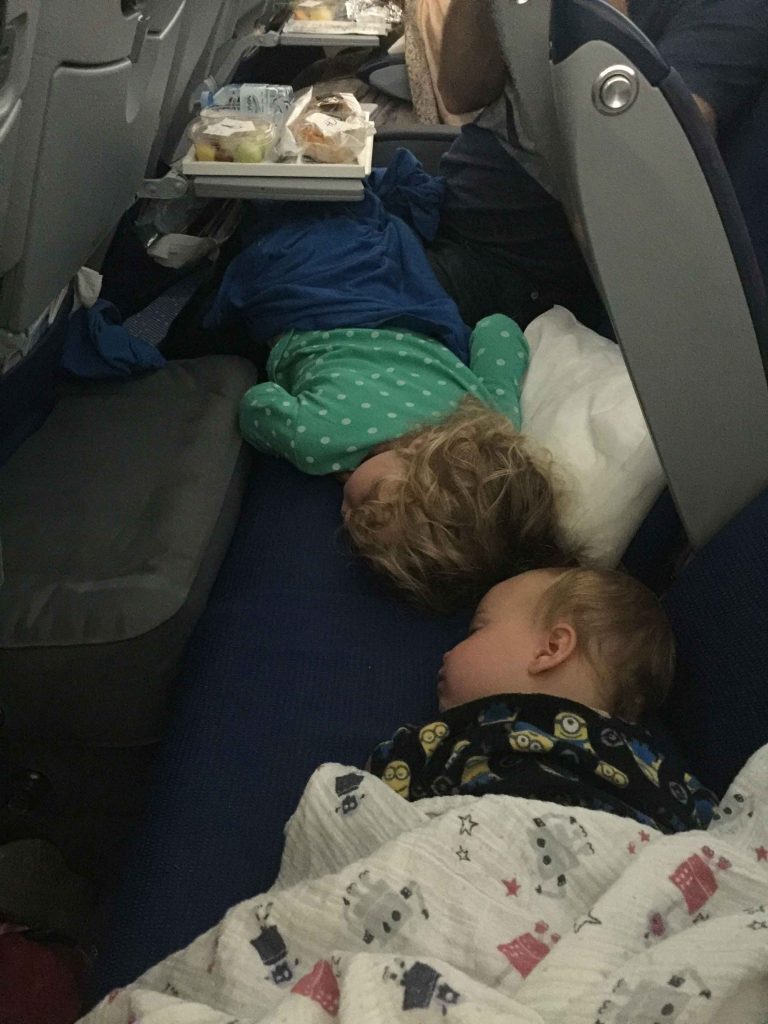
[344,398,572,611]
[535,568,676,722]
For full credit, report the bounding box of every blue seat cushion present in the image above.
[721,79,768,291]
[663,487,768,797]
[621,489,685,593]
[93,456,471,994]
[94,464,768,995]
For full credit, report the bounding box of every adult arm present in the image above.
[434,0,633,116]
[433,0,506,115]
[414,0,478,124]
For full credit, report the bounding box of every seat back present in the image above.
[492,0,768,551]
[152,0,281,169]
[0,1,39,278]
[0,0,186,336]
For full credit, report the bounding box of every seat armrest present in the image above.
[358,53,411,102]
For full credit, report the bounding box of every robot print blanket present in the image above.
[83,750,768,1023]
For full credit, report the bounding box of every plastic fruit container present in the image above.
[190,113,278,163]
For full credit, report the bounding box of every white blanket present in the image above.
[82,749,768,1023]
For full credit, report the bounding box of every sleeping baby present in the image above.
[368,567,718,833]
[240,317,570,610]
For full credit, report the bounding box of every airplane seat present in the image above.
[0,0,186,339]
[0,1,258,885]
[375,0,768,588]
[0,351,256,884]
[543,0,768,555]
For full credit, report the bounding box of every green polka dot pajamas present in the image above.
[239,315,529,474]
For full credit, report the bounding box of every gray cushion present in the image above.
[0,356,256,746]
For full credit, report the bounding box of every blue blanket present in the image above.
[205,150,471,362]
[61,300,166,380]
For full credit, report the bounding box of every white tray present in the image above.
[282,17,390,35]
[279,30,380,47]
[181,131,374,180]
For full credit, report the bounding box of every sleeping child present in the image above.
[368,567,718,833]
[240,315,570,610]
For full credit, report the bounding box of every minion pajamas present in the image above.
[368,694,718,834]
[238,315,528,474]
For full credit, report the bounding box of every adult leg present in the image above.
[427,237,549,330]
[428,125,606,331]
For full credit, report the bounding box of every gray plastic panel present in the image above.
[280,31,380,48]
[0,99,20,253]
[190,175,363,202]
[0,2,184,331]
[36,0,140,65]
[35,0,185,65]
[150,0,191,32]
[552,40,768,548]
[0,0,39,276]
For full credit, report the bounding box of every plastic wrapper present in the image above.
[345,0,401,23]
[200,83,293,122]
[282,90,375,165]
[189,111,278,163]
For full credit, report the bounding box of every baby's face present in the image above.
[438,570,559,711]
[341,449,403,517]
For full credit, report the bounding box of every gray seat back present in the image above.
[492,0,768,550]
[0,0,186,336]
[153,0,282,168]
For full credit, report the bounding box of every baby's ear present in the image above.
[528,623,577,675]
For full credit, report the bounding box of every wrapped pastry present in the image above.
[282,89,375,165]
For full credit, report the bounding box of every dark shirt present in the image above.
[368,694,718,834]
[633,0,768,122]
[440,0,768,245]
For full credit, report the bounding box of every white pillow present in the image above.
[521,306,665,567]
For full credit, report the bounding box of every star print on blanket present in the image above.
[81,748,768,1023]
